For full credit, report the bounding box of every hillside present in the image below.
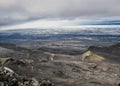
[0,42,119,86]
[88,43,120,63]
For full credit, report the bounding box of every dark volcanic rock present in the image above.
[0,67,55,86]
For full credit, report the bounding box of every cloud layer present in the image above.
[0,0,120,25]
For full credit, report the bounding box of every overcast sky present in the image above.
[0,0,120,28]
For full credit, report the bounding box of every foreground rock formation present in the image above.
[0,66,55,86]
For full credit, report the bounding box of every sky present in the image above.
[0,0,120,30]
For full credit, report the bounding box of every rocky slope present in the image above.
[0,43,120,86]
[88,43,120,63]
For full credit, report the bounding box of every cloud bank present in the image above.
[0,0,120,26]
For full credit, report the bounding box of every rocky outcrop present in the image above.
[0,66,55,86]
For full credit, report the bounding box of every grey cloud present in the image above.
[0,0,120,25]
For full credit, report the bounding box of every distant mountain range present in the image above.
[79,20,120,25]
[0,27,120,46]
